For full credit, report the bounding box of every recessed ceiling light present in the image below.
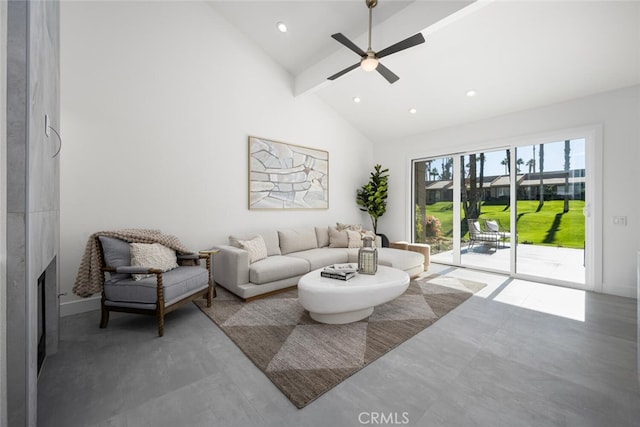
[466,90,477,97]
[353,97,361,103]
[409,108,417,114]
[276,22,288,33]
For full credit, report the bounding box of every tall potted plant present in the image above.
[356,164,389,246]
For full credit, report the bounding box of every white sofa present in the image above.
[213,225,426,301]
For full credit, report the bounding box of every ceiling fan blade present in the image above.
[376,62,399,84]
[376,33,425,59]
[327,62,361,81]
[331,33,366,56]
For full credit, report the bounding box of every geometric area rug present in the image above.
[195,273,485,409]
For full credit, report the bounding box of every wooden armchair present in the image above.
[97,236,215,336]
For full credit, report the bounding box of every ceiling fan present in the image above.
[327,0,426,84]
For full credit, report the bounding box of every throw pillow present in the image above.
[238,235,268,263]
[129,243,179,281]
[336,222,363,232]
[277,228,318,255]
[98,236,132,281]
[346,229,364,248]
[485,220,499,232]
[315,226,330,248]
[229,231,281,256]
[328,226,349,248]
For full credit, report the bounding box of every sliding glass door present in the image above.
[412,135,592,289]
[514,139,586,284]
[459,149,511,273]
[413,156,454,264]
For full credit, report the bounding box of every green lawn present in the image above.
[423,200,585,249]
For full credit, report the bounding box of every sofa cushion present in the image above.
[347,230,364,248]
[278,228,318,255]
[230,230,281,256]
[129,243,179,281]
[249,255,310,285]
[286,248,350,270]
[328,226,349,248]
[336,222,363,232]
[315,226,330,248]
[237,235,268,263]
[104,266,209,305]
[98,236,131,281]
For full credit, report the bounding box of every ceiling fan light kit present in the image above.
[361,52,379,71]
[328,0,425,84]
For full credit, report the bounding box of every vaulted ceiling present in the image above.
[210,0,640,143]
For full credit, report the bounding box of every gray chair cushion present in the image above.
[98,236,131,281]
[104,266,209,306]
[249,255,310,285]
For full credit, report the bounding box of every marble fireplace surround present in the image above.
[6,1,60,426]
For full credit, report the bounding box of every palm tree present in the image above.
[441,157,453,180]
[501,157,509,175]
[537,143,545,210]
[414,161,427,242]
[564,140,571,213]
[429,167,440,181]
[462,154,481,220]
[526,158,535,174]
[501,151,524,174]
[478,153,485,211]
[424,160,433,181]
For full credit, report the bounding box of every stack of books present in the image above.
[321,263,358,281]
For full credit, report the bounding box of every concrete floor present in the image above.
[432,243,586,285]
[37,264,640,427]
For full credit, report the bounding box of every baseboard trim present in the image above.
[60,297,101,317]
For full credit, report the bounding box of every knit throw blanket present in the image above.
[73,229,194,298]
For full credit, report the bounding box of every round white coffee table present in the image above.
[297,266,410,324]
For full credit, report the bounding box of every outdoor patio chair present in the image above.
[467,218,500,249]
[483,219,511,248]
[97,236,214,336]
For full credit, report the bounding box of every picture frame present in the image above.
[248,136,329,210]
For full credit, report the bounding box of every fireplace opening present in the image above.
[37,270,46,374]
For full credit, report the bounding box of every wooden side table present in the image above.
[199,249,220,300]
[390,241,430,271]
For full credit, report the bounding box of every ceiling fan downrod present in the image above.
[366,0,377,51]
[363,0,378,71]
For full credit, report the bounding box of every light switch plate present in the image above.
[613,216,627,226]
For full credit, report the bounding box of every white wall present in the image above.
[375,85,640,298]
[60,1,374,313]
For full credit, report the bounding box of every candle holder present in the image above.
[358,235,378,275]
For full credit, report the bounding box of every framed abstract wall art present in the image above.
[248,136,329,209]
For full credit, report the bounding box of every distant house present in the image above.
[425,180,453,203]
[482,175,520,200]
[424,169,585,203]
[519,170,585,200]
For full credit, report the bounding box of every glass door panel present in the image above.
[459,149,511,273]
[413,157,454,264]
[514,139,586,284]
